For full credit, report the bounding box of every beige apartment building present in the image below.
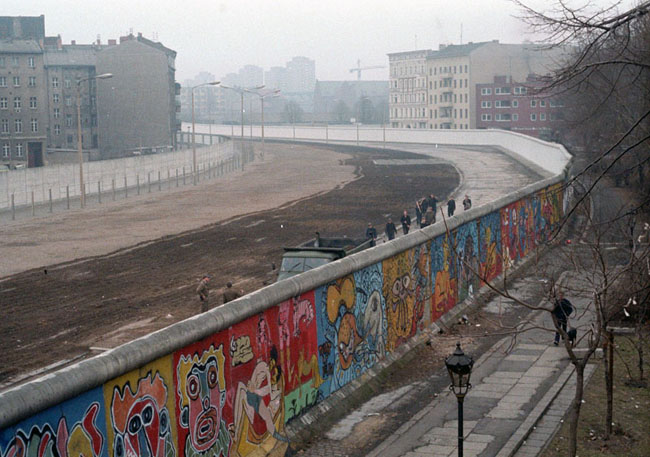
[388,49,430,129]
[389,40,562,130]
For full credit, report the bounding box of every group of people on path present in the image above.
[366,193,473,245]
[196,276,243,312]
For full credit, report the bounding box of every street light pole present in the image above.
[445,343,474,457]
[77,72,112,208]
[245,89,280,160]
[191,81,220,185]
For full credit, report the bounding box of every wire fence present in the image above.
[0,136,256,223]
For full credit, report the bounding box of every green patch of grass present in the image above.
[541,332,650,457]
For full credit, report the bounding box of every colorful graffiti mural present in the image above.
[1,184,565,457]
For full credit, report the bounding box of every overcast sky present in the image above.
[8,0,628,83]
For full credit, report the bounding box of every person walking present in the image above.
[196,275,210,312]
[552,292,574,345]
[223,282,243,304]
[463,195,472,211]
[447,198,456,217]
[428,194,438,220]
[400,210,411,235]
[415,199,423,228]
[365,222,378,246]
[422,206,435,228]
[385,218,397,240]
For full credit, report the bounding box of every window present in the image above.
[16,143,23,157]
[13,76,20,87]
[481,87,492,95]
[28,57,35,68]
[65,96,72,106]
[514,86,528,95]
[540,113,546,121]
[53,108,60,118]
[530,113,537,121]
[481,101,492,108]
[540,100,546,107]
[53,94,59,103]
[530,100,537,107]
[14,119,22,133]
[481,114,492,121]
[28,76,36,87]
[513,114,518,121]
[464,65,468,72]
[512,100,519,108]
[13,97,21,111]
[0,97,7,109]
[495,113,512,121]
[52,77,59,88]
[0,76,5,87]
[66,134,73,144]
[0,57,4,67]
[1,119,8,133]
[65,114,73,127]
[54,124,61,135]
[12,56,19,67]
[30,118,38,132]
[29,97,37,109]
[495,100,511,108]
[64,79,71,89]
[495,87,511,94]
[2,143,8,157]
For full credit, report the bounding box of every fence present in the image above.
[0,130,571,457]
[0,137,256,219]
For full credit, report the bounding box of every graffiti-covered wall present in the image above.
[0,181,565,457]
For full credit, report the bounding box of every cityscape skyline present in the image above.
[6,0,632,83]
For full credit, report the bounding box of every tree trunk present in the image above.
[569,363,586,457]
[604,332,614,438]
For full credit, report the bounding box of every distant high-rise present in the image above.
[264,66,288,92]
[285,56,315,93]
[238,65,263,88]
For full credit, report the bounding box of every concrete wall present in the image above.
[194,124,571,176]
[0,136,570,457]
[0,140,234,208]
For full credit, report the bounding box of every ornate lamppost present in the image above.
[445,342,474,457]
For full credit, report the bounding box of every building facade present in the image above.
[388,41,563,130]
[96,34,179,158]
[476,75,564,140]
[0,16,48,167]
[387,50,430,129]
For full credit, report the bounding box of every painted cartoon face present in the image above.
[337,313,362,370]
[185,356,222,452]
[114,395,168,457]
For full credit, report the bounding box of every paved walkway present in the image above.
[298,269,596,457]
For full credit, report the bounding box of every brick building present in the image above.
[476,75,564,140]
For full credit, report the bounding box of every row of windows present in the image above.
[2,143,24,158]
[0,118,39,133]
[0,56,36,68]
[391,91,469,106]
[0,75,38,87]
[481,86,529,95]
[481,99,555,108]
[430,64,469,76]
[0,96,39,110]
[481,113,554,122]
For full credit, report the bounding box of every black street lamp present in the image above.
[445,342,474,457]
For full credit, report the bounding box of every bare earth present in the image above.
[0,142,462,386]
[0,143,356,277]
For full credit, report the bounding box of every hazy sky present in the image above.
[8,0,627,83]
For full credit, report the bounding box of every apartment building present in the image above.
[0,30,48,167]
[476,75,564,140]
[389,40,563,130]
[387,49,430,128]
[43,37,104,154]
[96,33,179,158]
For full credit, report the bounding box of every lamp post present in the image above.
[244,89,280,160]
[191,81,220,184]
[445,343,474,457]
[77,72,112,208]
[221,85,265,142]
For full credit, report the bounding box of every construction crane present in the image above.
[349,59,386,80]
